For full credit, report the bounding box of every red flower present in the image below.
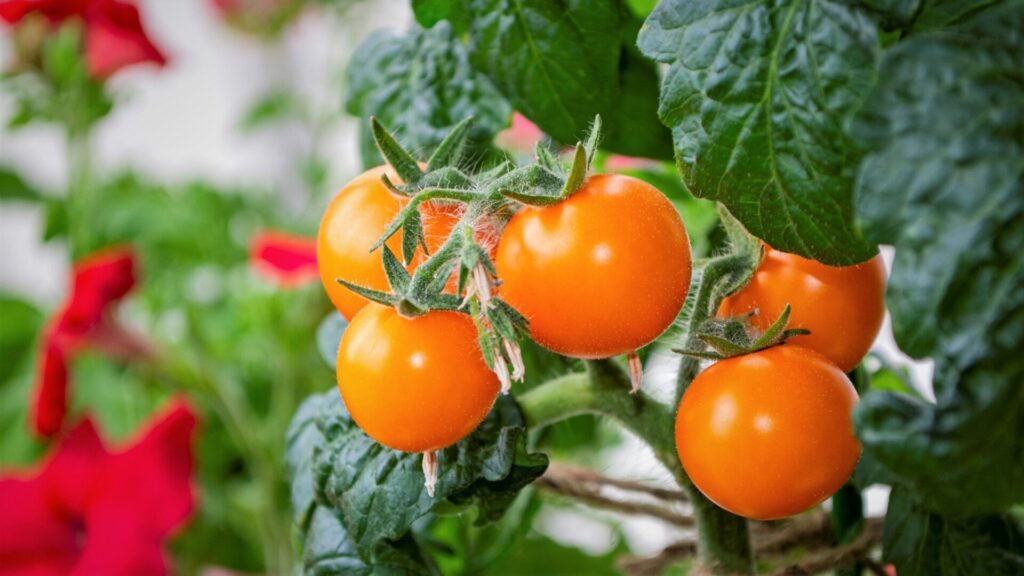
[0,399,198,576]
[33,247,142,437]
[250,230,318,287]
[0,0,166,78]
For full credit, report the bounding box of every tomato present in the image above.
[675,345,860,520]
[494,174,691,358]
[336,303,499,453]
[317,166,461,320]
[718,248,886,372]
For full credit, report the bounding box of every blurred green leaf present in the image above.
[882,489,1024,576]
[345,22,511,168]
[240,90,304,131]
[0,295,43,385]
[316,312,348,370]
[0,167,42,203]
[41,198,68,242]
[411,0,470,34]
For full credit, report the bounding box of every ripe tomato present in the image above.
[317,166,461,320]
[675,345,860,520]
[494,174,691,358]
[718,248,886,372]
[336,303,499,453]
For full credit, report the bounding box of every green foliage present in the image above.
[852,0,1024,518]
[345,22,511,168]
[286,390,547,574]
[638,0,879,265]
[2,22,112,134]
[465,0,672,159]
[0,167,42,203]
[882,489,1024,576]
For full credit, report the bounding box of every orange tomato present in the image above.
[675,345,861,520]
[317,166,461,320]
[336,303,499,452]
[718,248,886,372]
[494,174,691,358]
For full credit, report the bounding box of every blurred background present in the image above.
[0,1,931,574]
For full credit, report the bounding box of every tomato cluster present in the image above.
[318,156,884,518]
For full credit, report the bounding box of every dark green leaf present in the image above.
[0,168,42,202]
[465,0,673,159]
[852,3,1024,516]
[346,23,511,168]
[316,312,348,370]
[291,390,546,559]
[286,395,432,575]
[881,489,1024,576]
[412,0,470,35]
[910,0,1004,32]
[856,0,922,28]
[638,0,879,265]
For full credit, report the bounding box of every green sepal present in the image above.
[499,188,563,206]
[583,115,602,166]
[381,245,411,293]
[401,210,425,265]
[371,116,423,184]
[697,334,750,357]
[559,143,587,199]
[427,116,475,171]
[428,258,459,294]
[335,278,397,307]
[671,348,723,361]
[535,142,559,173]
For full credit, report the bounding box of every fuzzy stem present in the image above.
[518,359,688,490]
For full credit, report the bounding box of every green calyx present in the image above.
[675,304,810,361]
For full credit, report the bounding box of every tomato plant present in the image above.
[3,0,1021,575]
[675,345,861,520]
[336,302,499,453]
[495,173,691,359]
[719,248,887,372]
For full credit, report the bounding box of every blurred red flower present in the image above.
[0,400,198,576]
[0,0,167,78]
[495,112,544,154]
[33,246,145,437]
[250,230,318,287]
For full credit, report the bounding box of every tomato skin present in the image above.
[675,345,860,520]
[336,303,499,453]
[718,248,886,372]
[495,174,691,358]
[317,166,459,320]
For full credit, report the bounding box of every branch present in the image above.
[766,518,884,576]
[542,461,688,502]
[618,512,885,576]
[537,462,693,527]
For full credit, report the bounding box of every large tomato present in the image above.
[718,248,886,372]
[675,345,860,520]
[317,166,460,320]
[494,174,691,358]
[336,303,499,453]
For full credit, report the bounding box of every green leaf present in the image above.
[852,4,1024,516]
[239,91,302,131]
[0,295,43,385]
[316,312,348,370]
[910,0,1004,32]
[881,489,1024,576]
[345,23,511,168]
[286,395,433,575]
[638,0,879,265]
[856,0,922,28]
[42,198,68,242]
[0,168,42,202]
[412,0,470,35]
[288,390,547,560]
[465,0,672,159]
